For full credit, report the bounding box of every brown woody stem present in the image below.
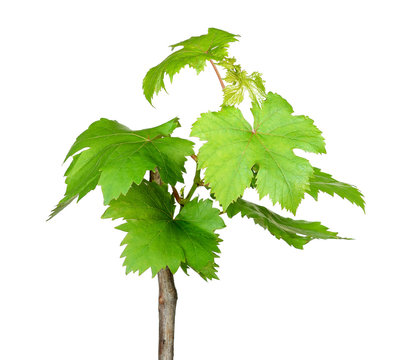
[158,267,178,360]
[150,170,178,360]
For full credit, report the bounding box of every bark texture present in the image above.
[150,170,178,360]
[158,267,178,360]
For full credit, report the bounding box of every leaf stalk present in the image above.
[209,59,225,89]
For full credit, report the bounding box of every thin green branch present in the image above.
[184,165,202,203]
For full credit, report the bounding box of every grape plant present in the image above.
[50,28,365,360]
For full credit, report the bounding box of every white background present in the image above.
[1,0,417,359]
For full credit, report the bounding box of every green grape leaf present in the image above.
[47,195,77,221]
[50,117,194,219]
[227,198,348,249]
[219,58,266,106]
[143,28,239,104]
[308,168,365,211]
[191,92,325,213]
[102,181,225,279]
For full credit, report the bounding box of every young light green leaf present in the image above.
[143,28,239,104]
[219,58,266,106]
[102,181,225,279]
[51,117,194,218]
[308,168,365,211]
[191,92,326,213]
[227,198,348,249]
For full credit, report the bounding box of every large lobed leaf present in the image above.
[49,117,194,219]
[102,181,225,279]
[308,168,365,211]
[227,198,348,249]
[143,28,239,104]
[191,92,326,213]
